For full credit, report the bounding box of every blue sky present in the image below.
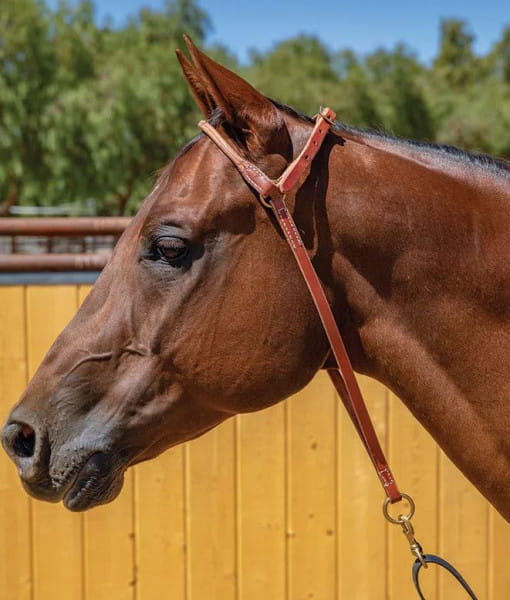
[47,0,510,63]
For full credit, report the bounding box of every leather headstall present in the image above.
[198,107,336,201]
[198,107,402,505]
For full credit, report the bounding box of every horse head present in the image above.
[1,38,333,510]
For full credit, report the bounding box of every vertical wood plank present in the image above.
[337,376,388,600]
[489,507,510,598]
[439,451,488,599]
[287,371,337,600]
[387,392,439,599]
[135,447,186,600]
[26,285,84,600]
[185,419,236,600]
[0,287,31,600]
[83,483,135,600]
[77,285,136,600]
[237,405,286,600]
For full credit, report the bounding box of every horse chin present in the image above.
[62,451,125,512]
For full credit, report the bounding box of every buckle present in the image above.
[258,194,273,209]
[315,107,336,127]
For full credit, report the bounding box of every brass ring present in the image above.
[382,493,416,524]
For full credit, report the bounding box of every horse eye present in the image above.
[153,237,189,264]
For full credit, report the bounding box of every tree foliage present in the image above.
[0,4,508,215]
[433,19,478,88]
[0,0,208,214]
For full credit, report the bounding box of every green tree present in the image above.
[387,48,434,140]
[1,5,509,216]
[0,0,56,214]
[425,20,510,156]
[364,45,434,140]
[331,51,381,129]
[435,78,510,157]
[246,35,339,115]
[42,1,209,214]
[0,0,210,215]
[488,26,510,83]
[433,19,479,88]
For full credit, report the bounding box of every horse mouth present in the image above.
[62,451,124,511]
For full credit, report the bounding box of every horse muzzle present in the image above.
[1,412,125,510]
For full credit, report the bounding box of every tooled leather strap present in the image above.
[268,196,400,502]
[199,108,402,503]
[199,107,336,200]
[198,121,280,198]
[277,107,336,192]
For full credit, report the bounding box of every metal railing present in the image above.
[0,218,131,271]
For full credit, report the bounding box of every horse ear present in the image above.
[175,49,216,119]
[181,35,285,153]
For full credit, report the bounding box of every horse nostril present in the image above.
[13,424,36,458]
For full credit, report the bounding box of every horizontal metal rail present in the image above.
[0,254,110,271]
[0,218,129,272]
[0,217,131,236]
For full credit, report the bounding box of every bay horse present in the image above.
[2,37,510,527]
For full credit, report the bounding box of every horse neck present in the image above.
[320,133,510,520]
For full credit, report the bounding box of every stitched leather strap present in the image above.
[199,107,402,503]
[269,196,401,501]
[199,107,336,200]
[198,121,280,198]
[278,107,336,192]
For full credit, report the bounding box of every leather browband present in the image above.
[199,107,402,504]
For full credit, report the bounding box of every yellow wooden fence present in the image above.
[1,284,509,600]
